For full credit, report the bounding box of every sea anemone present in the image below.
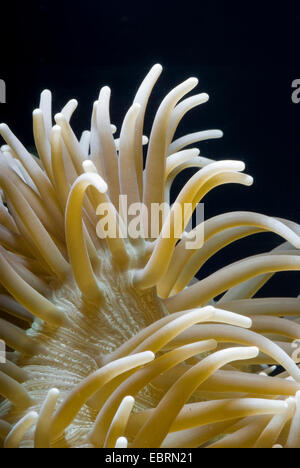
[1,64,300,449]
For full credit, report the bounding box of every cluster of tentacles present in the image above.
[0,64,300,448]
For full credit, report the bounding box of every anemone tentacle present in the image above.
[0,65,299,449]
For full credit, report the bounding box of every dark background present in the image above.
[1,1,300,296]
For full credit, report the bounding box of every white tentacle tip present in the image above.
[246,346,260,359]
[86,171,108,193]
[48,388,60,397]
[206,305,218,312]
[115,436,128,448]
[244,317,253,328]
[153,63,163,72]
[187,77,199,87]
[52,124,62,134]
[141,350,155,362]
[69,98,78,106]
[142,135,149,145]
[209,338,218,348]
[0,123,9,132]
[100,86,111,97]
[234,315,252,328]
[54,112,65,124]
[123,395,135,405]
[230,160,246,172]
[33,109,43,117]
[244,175,254,186]
[131,103,142,115]
[82,160,98,174]
[41,89,52,97]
